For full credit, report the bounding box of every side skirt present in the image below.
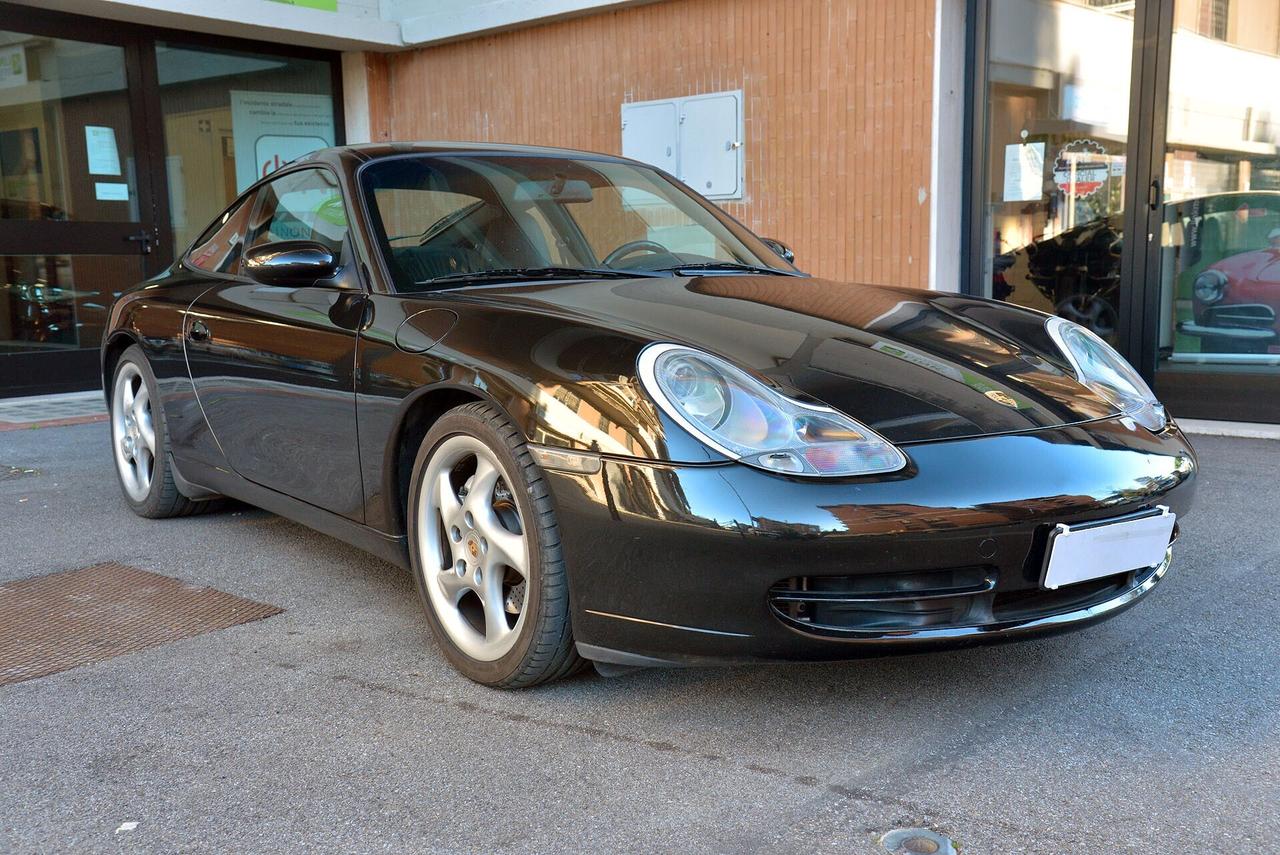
[171,455,411,570]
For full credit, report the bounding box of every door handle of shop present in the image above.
[1148,179,1161,211]
[188,320,210,342]
[126,230,153,254]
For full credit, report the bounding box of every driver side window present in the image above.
[247,168,348,255]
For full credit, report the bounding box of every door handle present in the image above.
[126,230,153,254]
[1148,179,1161,211]
[188,320,210,342]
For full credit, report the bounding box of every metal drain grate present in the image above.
[0,563,282,686]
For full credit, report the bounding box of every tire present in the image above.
[407,402,583,687]
[109,345,216,519]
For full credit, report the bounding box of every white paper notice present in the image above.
[95,182,129,201]
[0,45,27,89]
[1002,142,1044,202]
[85,126,121,176]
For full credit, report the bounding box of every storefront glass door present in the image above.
[0,22,156,395]
[1151,0,1280,422]
[977,0,1137,347]
[0,3,340,398]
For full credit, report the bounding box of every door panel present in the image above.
[184,166,365,518]
[185,281,366,518]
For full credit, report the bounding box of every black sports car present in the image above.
[103,143,1196,687]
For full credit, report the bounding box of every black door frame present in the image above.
[0,2,344,397]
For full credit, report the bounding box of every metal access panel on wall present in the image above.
[621,100,678,174]
[621,89,744,200]
[679,92,743,199]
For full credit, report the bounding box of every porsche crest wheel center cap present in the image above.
[465,533,481,561]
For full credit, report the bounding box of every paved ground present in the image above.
[0,422,1276,854]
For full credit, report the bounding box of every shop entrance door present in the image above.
[973,0,1139,349]
[0,7,165,396]
[1142,0,1280,422]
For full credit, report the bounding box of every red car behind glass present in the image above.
[1183,226,1280,354]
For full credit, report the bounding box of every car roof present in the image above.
[297,141,639,167]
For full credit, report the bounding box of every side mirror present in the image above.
[760,237,795,264]
[244,240,339,286]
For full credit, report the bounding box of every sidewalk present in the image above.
[0,391,108,432]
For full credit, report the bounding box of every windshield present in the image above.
[358,153,797,291]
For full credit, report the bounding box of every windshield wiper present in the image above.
[656,261,801,276]
[424,266,666,285]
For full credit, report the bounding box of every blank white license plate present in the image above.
[1042,507,1176,590]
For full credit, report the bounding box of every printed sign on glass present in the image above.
[229,91,335,192]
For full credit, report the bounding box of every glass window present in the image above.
[360,154,787,292]
[247,168,347,253]
[186,194,254,274]
[0,31,138,222]
[568,185,734,262]
[977,0,1136,345]
[1153,0,1280,419]
[156,42,336,256]
[1,254,143,353]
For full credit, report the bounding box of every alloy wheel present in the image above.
[1056,294,1118,340]
[111,362,156,502]
[417,435,530,661]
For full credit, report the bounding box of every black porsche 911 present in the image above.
[103,143,1196,687]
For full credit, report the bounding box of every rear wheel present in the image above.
[407,402,582,687]
[110,345,212,518]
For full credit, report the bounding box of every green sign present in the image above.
[268,0,338,11]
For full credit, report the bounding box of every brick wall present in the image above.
[369,0,936,287]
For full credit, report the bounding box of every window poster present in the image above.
[229,91,335,193]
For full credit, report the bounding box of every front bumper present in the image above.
[545,416,1197,667]
[1178,321,1277,343]
[1179,304,1278,343]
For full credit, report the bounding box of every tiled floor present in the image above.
[0,391,107,430]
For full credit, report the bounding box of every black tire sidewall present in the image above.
[406,406,554,685]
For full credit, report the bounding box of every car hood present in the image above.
[452,275,1120,444]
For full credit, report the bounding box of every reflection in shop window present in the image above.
[1,255,141,354]
[981,0,1135,345]
[0,32,137,223]
[1160,0,1280,367]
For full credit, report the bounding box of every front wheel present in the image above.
[407,402,582,687]
[110,345,209,518]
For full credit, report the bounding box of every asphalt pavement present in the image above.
[1,422,1276,854]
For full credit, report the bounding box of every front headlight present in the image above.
[637,343,907,476]
[1046,316,1167,432]
[1193,269,1228,304]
